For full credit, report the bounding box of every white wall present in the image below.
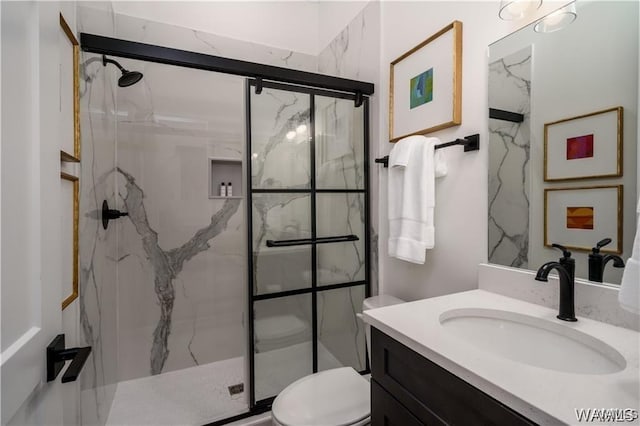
[377,1,577,301]
[1,1,78,424]
[112,1,321,55]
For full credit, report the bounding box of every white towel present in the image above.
[619,198,640,314]
[388,135,447,264]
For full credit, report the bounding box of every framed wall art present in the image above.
[544,185,623,253]
[389,21,462,143]
[544,107,622,181]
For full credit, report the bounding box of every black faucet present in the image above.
[588,238,625,282]
[535,244,577,322]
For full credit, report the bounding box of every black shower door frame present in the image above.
[245,79,371,409]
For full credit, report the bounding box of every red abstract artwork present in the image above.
[566,134,594,160]
[566,206,594,230]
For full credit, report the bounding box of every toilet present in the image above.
[271,295,405,426]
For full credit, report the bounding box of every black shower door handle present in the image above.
[266,234,359,247]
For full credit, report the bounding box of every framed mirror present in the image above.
[488,1,638,285]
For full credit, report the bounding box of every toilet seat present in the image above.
[271,367,370,426]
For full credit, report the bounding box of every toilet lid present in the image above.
[272,367,370,426]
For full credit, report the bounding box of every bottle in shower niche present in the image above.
[219,182,226,197]
[227,182,233,197]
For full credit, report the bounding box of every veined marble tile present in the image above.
[251,193,312,296]
[488,46,532,269]
[316,193,366,285]
[315,96,365,190]
[77,4,119,426]
[317,286,366,372]
[317,2,380,84]
[113,13,317,72]
[318,2,381,296]
[116,166,243,378]
[250,87,311,189]
[113,56,247,381]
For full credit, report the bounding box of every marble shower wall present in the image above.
[115,60,246,381]
[318,2,381,296]
[77,3,119,426]
[110,13,321,383]
[488,47,532,268]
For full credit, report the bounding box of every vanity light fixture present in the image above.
[534,2,577,33]
[498,0,542,20]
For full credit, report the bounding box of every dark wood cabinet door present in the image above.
[371,328,537,426]
[371,380,428,426]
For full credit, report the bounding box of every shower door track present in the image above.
[78,33,373,426]
[80,33,374,97]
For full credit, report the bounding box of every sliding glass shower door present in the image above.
[247,81,370,406]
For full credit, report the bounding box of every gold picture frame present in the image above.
[544,185,623,254]
[59,13,81,162]
[389,21,462,143]
[61,172,79,310]
[543,107,622,181]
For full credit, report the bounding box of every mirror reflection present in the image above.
[488,1,638,285]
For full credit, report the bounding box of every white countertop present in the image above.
[363,289,640,425]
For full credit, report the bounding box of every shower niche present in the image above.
[209,157,243,198]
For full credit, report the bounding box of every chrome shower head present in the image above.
[102,55,144,87]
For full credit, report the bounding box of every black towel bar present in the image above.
[375,133,480,168]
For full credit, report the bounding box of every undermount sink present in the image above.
[439,308,626,375]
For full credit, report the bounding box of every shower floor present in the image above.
[106,342,343,426]
[106,356,247,426]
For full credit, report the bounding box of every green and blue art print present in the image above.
[409,68,433,109]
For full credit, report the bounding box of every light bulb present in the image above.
[286,131,296,140]
[296,124,307,134]
[499,0,542,20]
[534,2,577,33]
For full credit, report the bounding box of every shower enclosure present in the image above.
[247,81,370,407]
[80,32,373,425]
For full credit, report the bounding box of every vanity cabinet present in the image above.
[370,328,536,426]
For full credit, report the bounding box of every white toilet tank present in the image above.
[362,295,404,364]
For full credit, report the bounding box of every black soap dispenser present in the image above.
[552,243,575,283]
[588,238,611,282]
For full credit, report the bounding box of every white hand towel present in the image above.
[388,135,445,264]
[619,198,640,314]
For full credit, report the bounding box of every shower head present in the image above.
[102,55,144,87]
[118,70,144,87]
